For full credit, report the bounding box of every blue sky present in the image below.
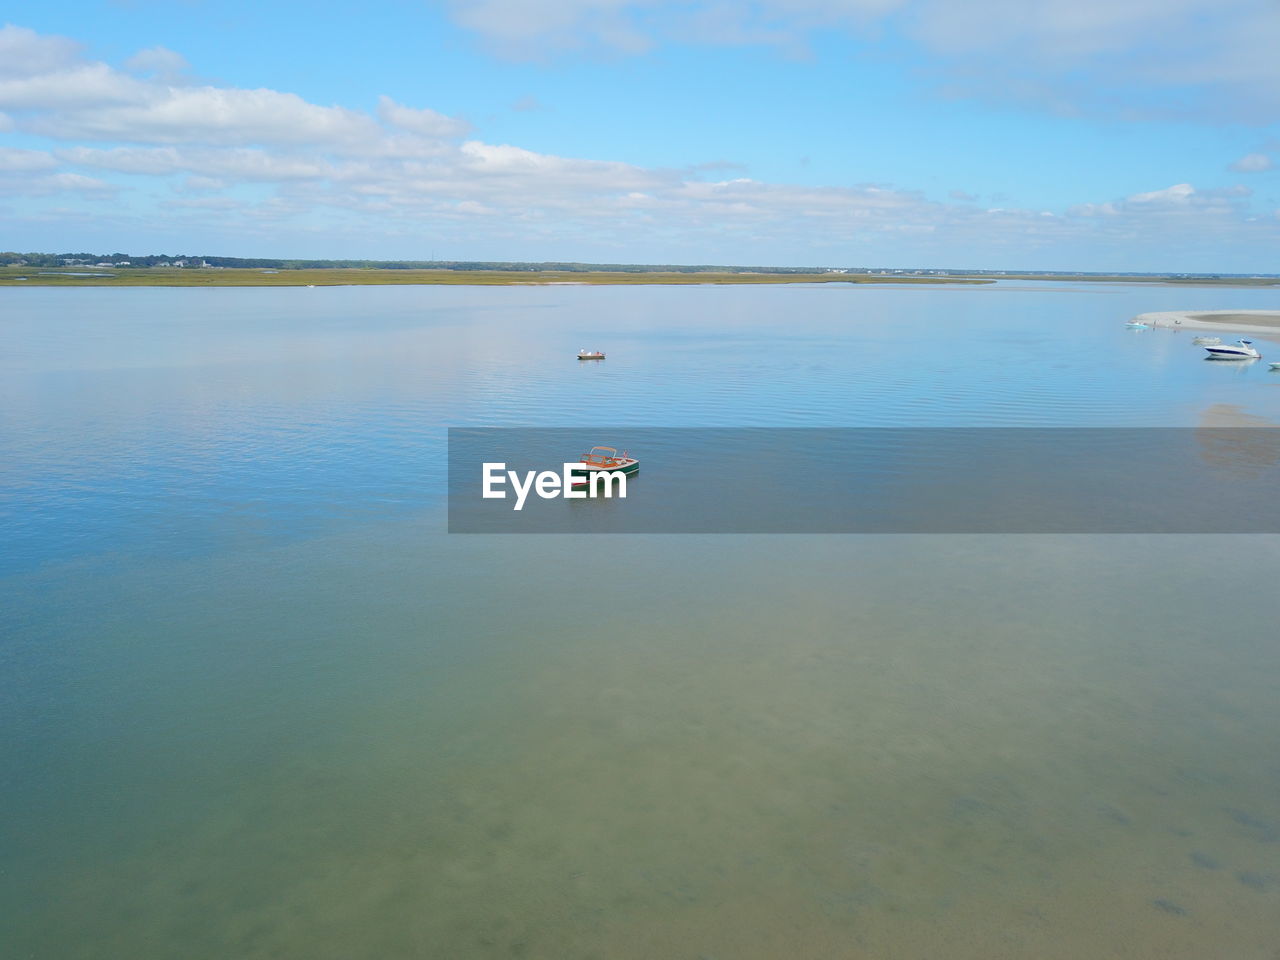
[2,0,1279,270]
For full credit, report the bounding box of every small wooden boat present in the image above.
[577,349,605,360]
[568,446,639,487]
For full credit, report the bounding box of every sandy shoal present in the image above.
[1135,309,1280,334]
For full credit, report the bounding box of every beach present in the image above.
[1136,309,1280,335]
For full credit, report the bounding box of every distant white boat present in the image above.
[1192,336,1221,345]
[1270,361,1280,370]
[1205,339,1261,360]
[1125,320,1149,328]
[577,349,605,360]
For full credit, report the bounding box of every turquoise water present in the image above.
[3,282,1280,958]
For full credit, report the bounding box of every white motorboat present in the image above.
[1192,336,1221,345]
[1204,339,1261,360]
[1270,361,1280,370]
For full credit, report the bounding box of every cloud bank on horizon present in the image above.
[1,2,1278,271]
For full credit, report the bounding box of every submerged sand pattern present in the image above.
[8,533,1280,960]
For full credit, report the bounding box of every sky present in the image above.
[2,0,1279,271]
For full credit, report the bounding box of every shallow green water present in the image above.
[4,283,1280,958]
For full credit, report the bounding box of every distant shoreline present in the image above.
[1137,310,1280,334]
[7,260,1280,290]
[7,265,1280,289]
[0,267,991,288]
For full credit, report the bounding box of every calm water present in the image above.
[3,282,1280,958]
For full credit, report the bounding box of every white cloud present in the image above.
[446,0,904,58]
[437,0,1280,122]
[1064,181,1261,261]
[44,172,113,192]
[0,36,401,149]
[124,46,191,83]
[45,135,1280,264]
[0,63,149,110]
[1229,153,1274,173]
[1067,201,1118,217]
[0,23,81,79]
[159,196,243,211]
[0,169,114,196]
[377,96,470,137]
[3,24,1275,267]
[180,175,228,193]
[1210,184,1253,198]
[60,146,334,180]
[0,146,57,172]
[27,86,381,146]
[457,140,662,192]
[446,0,654,57]
[0,41,469,153]
[907,0,1208,59]
[1127,183,1196,204]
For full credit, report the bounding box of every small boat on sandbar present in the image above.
[1125,320,1149,329]
[568,446,639,487]
[1205,339,1261,360]
[1192,336,1221,345]
[577,349,605,360]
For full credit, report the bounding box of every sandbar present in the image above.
[1136,309,1280,335]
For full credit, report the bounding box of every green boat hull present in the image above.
[569,462,639,487]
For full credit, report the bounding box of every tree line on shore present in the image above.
[0,252,836,274]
